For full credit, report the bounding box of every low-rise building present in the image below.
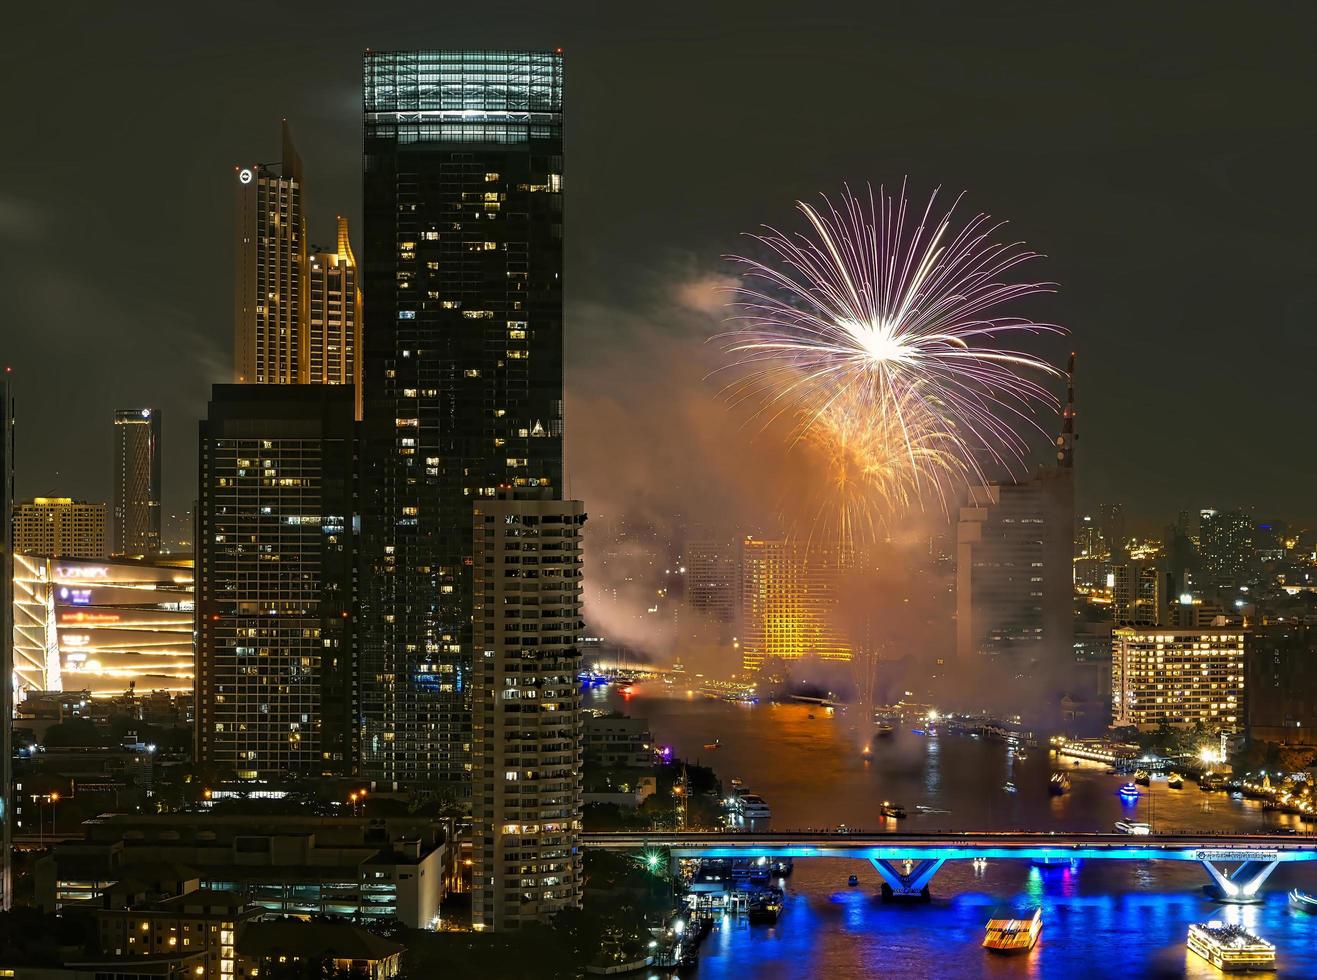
[236,920,404,979]
[585,714,654,769]
[92,886,259,980]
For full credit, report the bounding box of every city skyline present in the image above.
[4,3,1317,527]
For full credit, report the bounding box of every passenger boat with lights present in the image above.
[1186,921,1275,972]
[1166,772,1184,789]
[879,801,907,819]
[983,907,1042,954]
[1049,771,1071,795]
[1289,888,1317,913]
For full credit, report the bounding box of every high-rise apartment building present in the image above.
[684,536,741,638]
[112,408,162,557]
[13,498,108,559]
[1198,507,1254,587]
[1111,627,1245,732]
[235,121,306,387]
[471,490,585,931]
[308,217,363,419]
[360,50,566,786]
[1,374,15,910]
[1111,560,1162,627]
[1246,623,1317,747]
[739,537,850,673]
[195,385,358,780]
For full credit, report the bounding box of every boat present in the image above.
[703,739,721,750]
[1200,772,1227,791]
[1003,782,1018,794]
[983,907,1042,954]
[1134,769,1151,786]
[1166,772,1184,789]
[1049,771,1071,795]
[879,801,907,819]
[1115,820,1152,835]
[1016,750,1029,761]
[1118,782,1140,801]
[1289,888,1317,913]
[872,723,894,739]
[740,794,772,820]
[847,874,859,887]
[1186,921,1275,972]
[747,887,784,923]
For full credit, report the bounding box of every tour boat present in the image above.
[1134,769,1151,785]
[1289,888,1317,913]
[1049,771,1071,795]
[740,794,772,820]
[747,887,784,924]
[1186,921,1275,972]
[1114,820,1152,835]
[704,739,721,750]
[879,801,907,819]
[1166,772,1184,789]
[983,907,1042,954]
[1118,782,1140,801]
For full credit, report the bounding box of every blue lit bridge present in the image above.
[581,831,1317,902]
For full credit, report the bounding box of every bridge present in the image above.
[582,830,1317,902]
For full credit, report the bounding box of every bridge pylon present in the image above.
[1198,857,1280,904]
[869,857,945,901]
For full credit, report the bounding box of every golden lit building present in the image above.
[1111,626,1245,732]
[739,537,850,673]
[13,497,108,559]
[234,120,305,387]
[308,216,363,418]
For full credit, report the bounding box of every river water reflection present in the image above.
[595,684,1317,978]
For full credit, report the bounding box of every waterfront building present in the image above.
[585,714,653,769]
[359,50,566,787]
[471,489,585,931]
[234,121,305,387]
[195,385,357,779]
[308,217,363,418]
[112,408,163,558]
[12,554,193,697]
[36,813,452,930]
[1246,622,1317,746]
[739,537,851,673]
[13,497,108,559]
[1111,627,1245,732]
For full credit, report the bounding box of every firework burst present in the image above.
[719,183,1065,540]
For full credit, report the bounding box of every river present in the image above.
[593,683,1317,978]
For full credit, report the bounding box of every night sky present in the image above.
[3,2,1315,530]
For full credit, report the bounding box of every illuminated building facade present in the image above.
[471,490,585,931]
[13,497,108,559]
[112,408,162,557]
[308,216,363,419]
[12,554,193,697]
[196,385,358,780]
[1073,513,1110,595]
[1111,627,1245,732]
[2,374,14,911]
[739,537,850,673]
[234,121,305,386]
[360,50,565,786]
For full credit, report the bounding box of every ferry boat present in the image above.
[879,801,907,819]
[1186,921,1275,972]
[1289,888,1317,913]
[1134,769,1151,786]
[1166,772,1184,789]
[1118,782,1141,801]
[1200,772,1227,791]
[1115,820,1152,835]
[1049,771,1071,795]
[983,907,1042,954]
[740,794,772,820]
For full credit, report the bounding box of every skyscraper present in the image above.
[195,385,358,779]
[471,490,585,930]
[1,373,14,910]
[1198,507,1254,588]
[360,50,565,787]
[1112,626,1245,733]
[112,408,162,557]
[739,537,850,673]
[235,121,305,387]
[308,217,363,419]
[13,497,108,559]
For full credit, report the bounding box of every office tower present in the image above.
[196,385,357,779]
[1073,514,1109,595]
[235,121,306,386]
[13,498,108,559]
[1198,507,1254,587]
[1111,560,1161,627]
[360,50,566,786]
[1,374,14,910]
[1111,627,1245,733]
[12,554,193,697]
[1246,623,1317,747]
[471,490,585,931]
[739,537,850,673]
[308,217,363,418]
[1096,502,1126,559]
[112,408,162,557]
[684,536,741,639]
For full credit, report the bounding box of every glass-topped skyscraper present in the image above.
[360,51,565,786]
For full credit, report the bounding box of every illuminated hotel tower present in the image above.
[13,498,108,559]
[739,537,850,673]
[360,51,565,786]
[308,217,363,419]
[234,120,306,386]
[112,408,162,557]
[196,385,358,779]
[471,490,585,931]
